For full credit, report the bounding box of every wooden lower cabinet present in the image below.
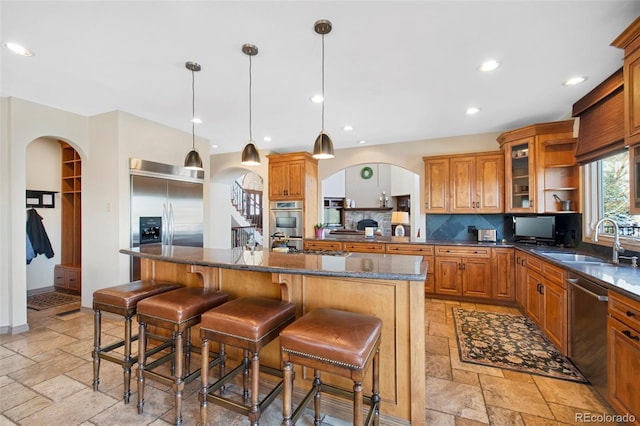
[525,269,544,324]
[514,250,528,307]
[304,240,343,251]
[386,244,434,296]
[523,256,567,353]
[434,246,492,299]
[342,241,385,253]
[493,248,515,301]
[608,291,640,424]
[54,264,81,294]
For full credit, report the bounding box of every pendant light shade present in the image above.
[241,142,260,166]
[184,61,204,170]
[312,19,335,160]
[241,43,261,166]
[313,131,334,159]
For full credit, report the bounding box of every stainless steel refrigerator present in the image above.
[130,158,204,280]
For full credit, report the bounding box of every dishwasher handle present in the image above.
[567,278,608,302]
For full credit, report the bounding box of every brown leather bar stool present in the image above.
[280,308,382,426]
[136,286,228,425]
[199,296,296,426]
[92,280,182,403]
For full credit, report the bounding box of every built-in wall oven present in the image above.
[269,200,303,250]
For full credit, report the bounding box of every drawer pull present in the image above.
[622,330,640,341]
[627,311,636,317]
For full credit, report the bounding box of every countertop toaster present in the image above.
[478,229,497,242]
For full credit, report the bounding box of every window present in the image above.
[583,149,640,250]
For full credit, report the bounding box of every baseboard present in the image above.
[0,323,30,335]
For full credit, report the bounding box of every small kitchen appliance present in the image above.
[477,229,497,242]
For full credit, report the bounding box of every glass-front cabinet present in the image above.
[505,138,536,213]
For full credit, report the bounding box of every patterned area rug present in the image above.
[452,307,587,383]
[27,291,80,311]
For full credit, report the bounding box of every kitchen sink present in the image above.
[532,250,609,264]
[562,260,612,267]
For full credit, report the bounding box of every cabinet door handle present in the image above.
[627,311,636,317]
[530,200,534,208]
[523,259,526,267]
[622,330,640,341]
[425,202,429,209]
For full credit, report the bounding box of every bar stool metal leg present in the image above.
[123,315,133,403]
[136,320,147,415]
[92,309,101,391]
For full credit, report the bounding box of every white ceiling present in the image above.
[1,1,638,157]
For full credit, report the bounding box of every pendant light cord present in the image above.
[191,68,196,150]
[249,53,253,142]
[321,32,325,131]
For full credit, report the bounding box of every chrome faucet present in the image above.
[593,218,624,264]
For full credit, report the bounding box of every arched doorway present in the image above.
[321,163,420,237]
[25,138,82,303]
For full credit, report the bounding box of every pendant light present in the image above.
[312,19,335,160]
[241,44,261,166]
[184,61,204,170]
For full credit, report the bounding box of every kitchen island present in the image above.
[120,245,427,425]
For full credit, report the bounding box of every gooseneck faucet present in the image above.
[592,218,624,264]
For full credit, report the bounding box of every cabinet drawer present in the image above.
[343,242,385,253]
[542,261,565,288]
[386,244,434,256]
[525,255,543,274]
[54,271,65,286]
[609,291,640,332]
[304,240,343,251]
[435,246,490,258]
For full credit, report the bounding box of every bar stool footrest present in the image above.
[291,382,379,426]
[202,362,285,417]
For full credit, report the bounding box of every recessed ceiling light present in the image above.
[343,125,353,132]
[359,140,366,144]
[191,117,202,124]
[563,76,587,86]
[211,144,219,148]
[466,107,481,115]
[263,136,272,142]
[310,94,324,103]
[479,60,499,72]
[3,42,33,56]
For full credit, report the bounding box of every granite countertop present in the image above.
[520,246,640,300]
[120,245,427,281]
[309,236,640,300]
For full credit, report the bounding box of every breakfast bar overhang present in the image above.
[120,245,427,424]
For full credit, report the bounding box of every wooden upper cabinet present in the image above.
[450,156,475,212]
[612,16,640,146]
[423,151,503,214]
[269,159,305,199]
[476,153,504,213]
[498,120,575,214]
[267,152,319,238]
[423,157,449,213]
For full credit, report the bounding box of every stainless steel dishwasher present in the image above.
[568,273,609,401]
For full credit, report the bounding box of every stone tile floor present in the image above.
[0,298,617,425]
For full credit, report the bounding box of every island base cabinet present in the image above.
[140,257,426,424]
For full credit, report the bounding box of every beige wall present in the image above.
[0,98,209,333]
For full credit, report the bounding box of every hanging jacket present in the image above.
[26,234,36,264]
[26,208,54,259]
